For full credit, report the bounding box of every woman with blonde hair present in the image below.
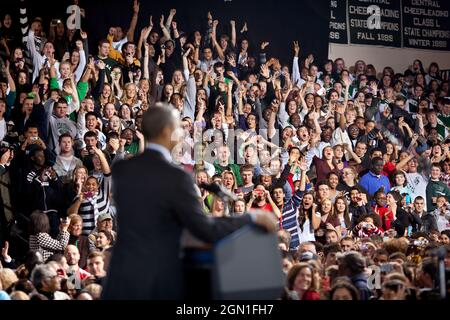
[68,214,93,269]
[171,69,186,93]
[97,83,118,110]
[121,82,140,110]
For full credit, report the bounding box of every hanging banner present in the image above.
[329,0,450,51]
[403,0,450,50]
[348,0,402,47]
[329,0,348,44]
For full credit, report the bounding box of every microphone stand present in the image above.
[437,246,447,300]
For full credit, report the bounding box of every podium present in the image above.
[211,225,285,300]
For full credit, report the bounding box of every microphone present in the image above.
[199,182,238,202]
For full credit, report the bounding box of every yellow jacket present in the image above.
[107,34,141,67]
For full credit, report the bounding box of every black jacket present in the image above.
[416,211,438,233]
[102,150,252,300]
[349,203,373,229]
[391,209,419,236]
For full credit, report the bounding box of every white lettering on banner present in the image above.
[349,5,399,18]
[411,0,441,8]
[404,7,448,17]
[351,19,399,31]
[413,17,435,27]
[330,32,341,39]
[330,22,347,30]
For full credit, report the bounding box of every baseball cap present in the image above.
[97,213,112,222]
[298,251,318,262]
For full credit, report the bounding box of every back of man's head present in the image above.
[142,105,179,141]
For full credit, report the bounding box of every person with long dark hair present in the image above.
[29,210,70,262]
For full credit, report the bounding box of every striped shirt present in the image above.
[77,174,111,235]
[279,190,303,250]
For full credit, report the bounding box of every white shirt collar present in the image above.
[146,143,172,162]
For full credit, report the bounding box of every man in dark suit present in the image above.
[102,106,276,300]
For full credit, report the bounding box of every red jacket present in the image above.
[373,205,393,231]
[302,290,321,300]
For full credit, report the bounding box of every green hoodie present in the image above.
[426,179,450,212]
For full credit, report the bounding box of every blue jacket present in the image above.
[359,171,391,197]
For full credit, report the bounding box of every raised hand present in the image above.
[298,158,308,172]
[75,40,83,51]
[260,63,270,79]
[293,41,300,57]
[241,22,248,33]
[170,8,177,16]
[194,32,202,45]
[1,241,11,261]
[230,20,236,27]
[78,29,87,40]
[227,55,236,67]
[141,26,151,39]
[0,150,11,166]
[133,0,140,15]
[97,60,106,70]
[260,41,270,50]
[213,20,219,28]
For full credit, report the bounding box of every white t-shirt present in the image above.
[406,172,428,209]
[0,118,6,141]
[59,155,74,172]
[436,214,450,232]
[297,213,320,244]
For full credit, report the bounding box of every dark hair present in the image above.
[56,97,68,106]
[11,279,35,295]
[393,170,408,187]
[286,263,315,291]
[98,39,110,47]
[421,258,437,283]
[30,210,50,235]
[323,243,341,257]
[98,230,114,245]
[106,131,120,142]
[387,190,402,207]
[298,191,315,232]
[85,111,97,122]
[334,196,351,228]
[47,253,66,264]
[83,130,98,140]
[281,250,294,262]
[329,280,360,300]
[58,132,73,143]
[358,213,381,228]
[369,148,383,157]
[373,248,389,257]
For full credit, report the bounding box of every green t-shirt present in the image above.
[125,141,139,155]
